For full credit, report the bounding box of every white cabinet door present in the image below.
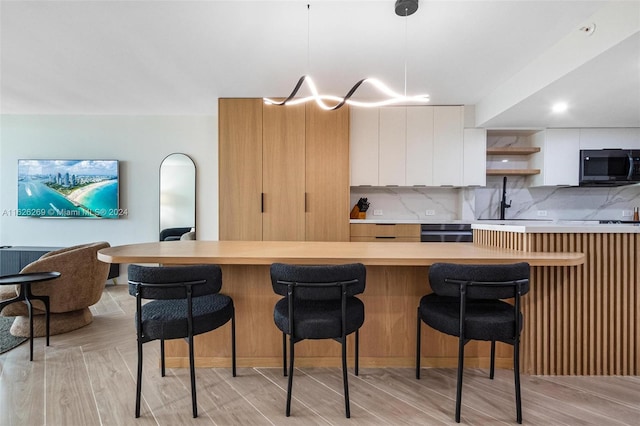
[433,106,463,186]
[350,105,468,187]
[579,128,640,149]
[545,129,580,185]
[350,108,379,185]
[463,128,486,186]
[531,129,580,186]
[379,107,407,185]
[406,107,434,185]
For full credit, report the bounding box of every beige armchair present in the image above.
[0,241,111,337]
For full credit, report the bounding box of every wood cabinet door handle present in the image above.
[261,193,264,213]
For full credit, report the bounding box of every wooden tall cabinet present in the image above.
[219,98,350,242]
[305,101,350,241]
[262,103,306,241]
[219,98,263,241]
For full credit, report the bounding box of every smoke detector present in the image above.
[579,23,596,36]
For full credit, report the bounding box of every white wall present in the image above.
[0,115,217,246]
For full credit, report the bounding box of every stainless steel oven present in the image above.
[580,149,640,186]
[420,224,473,242]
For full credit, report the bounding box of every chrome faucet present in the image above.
[499,176,511,220]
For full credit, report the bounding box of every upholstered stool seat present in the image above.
[139,294,233,342]
[416,262,530,424]
[274,297,364,340]
[128,264,236,418]
[271,262,366,418]
[419,295,523,342]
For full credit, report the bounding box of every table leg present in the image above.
[26,297,33,362]
[25,286,52,350]
[44,297,50,346]
[28,294,51,346]
[0,294,29,358]
[0,296,22,314]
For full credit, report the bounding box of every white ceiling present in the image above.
[1,0,639,129]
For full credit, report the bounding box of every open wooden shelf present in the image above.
[486,169,540,176]
[486,147,541,155]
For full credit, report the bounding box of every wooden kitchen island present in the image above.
[98,240,584,373]
[473,221,640,376]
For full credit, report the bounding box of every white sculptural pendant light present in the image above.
[263,0,429,111]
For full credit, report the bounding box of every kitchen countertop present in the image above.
[351,219,640,233]
[472,220,640,233]
[98,240,584,267]
[350,219,470,224]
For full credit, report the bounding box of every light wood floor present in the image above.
[1,284,639,425]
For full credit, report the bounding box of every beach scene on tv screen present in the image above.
[18,160,119,218]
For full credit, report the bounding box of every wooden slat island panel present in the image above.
[474,229,639,375]
[98,241,584,371]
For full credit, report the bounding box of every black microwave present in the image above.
[579,149,640,186]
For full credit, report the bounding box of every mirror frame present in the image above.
[159,153,196,241]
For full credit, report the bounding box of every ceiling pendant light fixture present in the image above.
[264,0,429,110]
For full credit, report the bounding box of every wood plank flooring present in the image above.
[1,284,639,425]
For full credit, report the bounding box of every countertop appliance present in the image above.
[580,149,640,186]
[421,223,473,242]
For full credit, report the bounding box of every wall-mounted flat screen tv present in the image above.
[18,159,120,218]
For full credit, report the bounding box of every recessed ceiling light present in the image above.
[552,102,568,113]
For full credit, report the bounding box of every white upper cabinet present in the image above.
[530,129,580,186]
[433,106,464,186]
[406,106,434,185]
[350,108,379,186]
[463,128,487,186]
[379,107,407,185]
[350,105,466,186]
[579,128,640,149]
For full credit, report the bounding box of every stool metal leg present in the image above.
[285,335,295,416]
[189,333,197,418]
[514,339,522,424]
[490,340,496,379]
[282,332,287,377]
[455,337,465,423]
[160,339,165,377]
[342,337,351,418]
[135,336,143,418]
[416,307,421,379]
[231,309,237,377]
[355,329,359,376]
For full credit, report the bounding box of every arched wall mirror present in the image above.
[159,153,196,241]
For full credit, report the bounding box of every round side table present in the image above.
[0,271,61,361]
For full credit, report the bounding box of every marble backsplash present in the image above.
[351,181,640,221]
[474,177,640,221]
[350,187,460,221]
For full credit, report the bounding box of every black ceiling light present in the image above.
[395,0,419,17]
